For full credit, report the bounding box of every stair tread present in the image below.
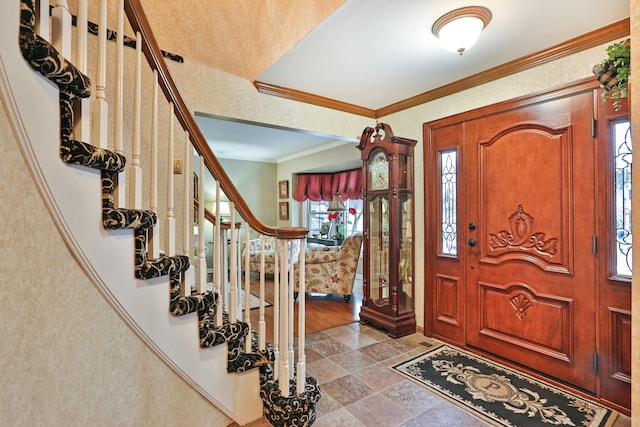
[103,207,157,230]
[59,96,126,172]
[136,254,190,280]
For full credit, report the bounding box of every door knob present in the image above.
[468,238,477,247]
[468,222,477,230]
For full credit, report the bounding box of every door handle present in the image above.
[468,222,477,231]
[468,238,477,247]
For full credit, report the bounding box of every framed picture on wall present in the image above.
[279,202,289,220]
[278,180,289,199]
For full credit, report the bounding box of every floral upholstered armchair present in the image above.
[246,236,300,275]
[294,233,363,302]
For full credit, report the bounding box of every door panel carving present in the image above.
[478,281,573,362]
[478,123,572,274]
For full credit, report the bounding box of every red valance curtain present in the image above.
[293,169,362,201]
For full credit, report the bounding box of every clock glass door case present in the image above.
[368,195,390,303]
[358,123,416,338]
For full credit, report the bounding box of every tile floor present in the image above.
[234,322,631,427]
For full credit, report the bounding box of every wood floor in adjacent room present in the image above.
[245,273,364,343]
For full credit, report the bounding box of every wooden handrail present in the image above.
[124,0,307,240]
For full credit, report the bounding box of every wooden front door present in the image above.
[426,81,599,393]
[464,90,596,392]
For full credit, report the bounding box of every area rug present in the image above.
[391,344,618,427]
[238,288,272,311]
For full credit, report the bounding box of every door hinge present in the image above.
[593,353,599,373]
[592,235,597,254]
[592,118,597,137]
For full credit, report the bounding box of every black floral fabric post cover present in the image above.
[169,274,217,316]
[59,94,126,171]
[101,171,156,230]
[260,373,321,427]
[19,0,91,99]
[133,228,190,280]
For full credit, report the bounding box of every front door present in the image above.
[427,83,598,393]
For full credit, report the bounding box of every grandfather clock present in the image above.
[358,123,416,338]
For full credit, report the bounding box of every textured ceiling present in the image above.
[137,0,345,82]
[79,0,344,82]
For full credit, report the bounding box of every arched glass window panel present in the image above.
[613,120,632,276]
[440,150,457,256]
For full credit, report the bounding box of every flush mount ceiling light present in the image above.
[432,6,492,55]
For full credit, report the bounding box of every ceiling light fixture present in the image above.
[432,6,491,55]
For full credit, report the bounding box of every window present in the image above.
[440,150,457,256]
[307,199,363,239]
[613,120,632,277]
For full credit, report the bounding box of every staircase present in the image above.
[3,0,319,425]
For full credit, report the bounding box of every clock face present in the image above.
[370,152,389,190]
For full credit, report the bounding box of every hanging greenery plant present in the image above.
[593,39,630,111]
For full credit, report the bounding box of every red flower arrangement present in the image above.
[327,207,358,239]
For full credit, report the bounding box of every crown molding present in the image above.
[254,18,629,119]
[253,81,377,118]
[378,18,629,117]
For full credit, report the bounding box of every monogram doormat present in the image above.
[391,344,618,427]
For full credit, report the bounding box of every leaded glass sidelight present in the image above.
[440,150,457,255]
[613,120,632,276]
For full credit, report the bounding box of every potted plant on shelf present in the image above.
[593,39,630,111]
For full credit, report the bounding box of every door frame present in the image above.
[423,76,614,396]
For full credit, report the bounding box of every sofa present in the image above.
[246,236,301,275]
[294,233,363,302]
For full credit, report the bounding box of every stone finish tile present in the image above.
[395,334,436,348]
[300,323,628,427]
[309,337,353,357]
[613,413,631,427]
[307,357,349,384]
[346,393,413,427]
[322,323,359,338]
[382,380,443,414]
[329,349,377,373]
[302,345,325,363]
[334,331,380,349]
[399,400,491,427]
[388,335,434,353]
[305,331,332,345]
[345,322,363,332]
[315,391,343,418]
[359,326,391,341]
[314,408,366,427]
[358,340,404,362]
[382,347,427,367]
[320,374,376,407]
[352,363,405,391]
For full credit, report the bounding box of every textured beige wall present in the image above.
[0,102,230,425]
[219,157,277,227]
